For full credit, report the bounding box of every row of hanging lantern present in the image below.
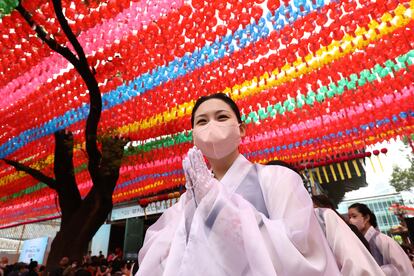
[0,0,413,225]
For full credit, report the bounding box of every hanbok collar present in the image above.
[364,225,378,241]
[219,154,254,193]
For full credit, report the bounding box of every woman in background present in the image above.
[348,203,414,276]
[311,195,384,275]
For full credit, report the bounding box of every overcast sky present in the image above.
[344,139,413,201]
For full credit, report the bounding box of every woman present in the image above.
[137,93,340,275]
[312,195,372,251]
[348,203,414,276]
[311,195,384,275]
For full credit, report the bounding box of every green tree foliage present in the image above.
[390,157,414,192]
[0,0,19,18]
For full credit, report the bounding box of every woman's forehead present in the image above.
[195,99,233,116]
[348,208,359,214]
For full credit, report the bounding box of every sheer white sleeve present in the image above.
[380,233,414,276]
[138,165,341,276]
[315,208,385,275]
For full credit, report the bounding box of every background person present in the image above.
[349,203,414,276]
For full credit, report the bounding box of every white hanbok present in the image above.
[364,226,414,276]
[137,154,340,275]
[314,208,385,275]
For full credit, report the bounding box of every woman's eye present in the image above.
[218,115,229,121]
[196,119,207,125]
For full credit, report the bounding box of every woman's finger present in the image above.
[189,148,198,171]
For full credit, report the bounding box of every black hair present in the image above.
[311,194,342,223]
[313,196,372,252]
[191,93,242,128]
[348,203,378,228]
[266,160,300,175]
[132,261,139,275]
[28,261,38,270]
[348,223,371,253]
[312,194,336,209]
[16,262,28,271]
[111,260,121,273]
[75,269,92,276]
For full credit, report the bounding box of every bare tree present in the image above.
[2,0,128,271]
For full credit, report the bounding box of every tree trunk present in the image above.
[44,136,127,273]
[45,188,112,269]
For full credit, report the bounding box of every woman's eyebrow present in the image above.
[216,110,231,114]
[195,114,207,119]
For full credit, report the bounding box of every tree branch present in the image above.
[84,73,103,184]
[19,0,103,188]
[15,2,80,68]
[2,159,57,189]
[51,0,87,64]
[49,1,103,181]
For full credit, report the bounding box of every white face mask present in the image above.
[193,120,241,160]
[348,208,368,232]
[350,217,366,232]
